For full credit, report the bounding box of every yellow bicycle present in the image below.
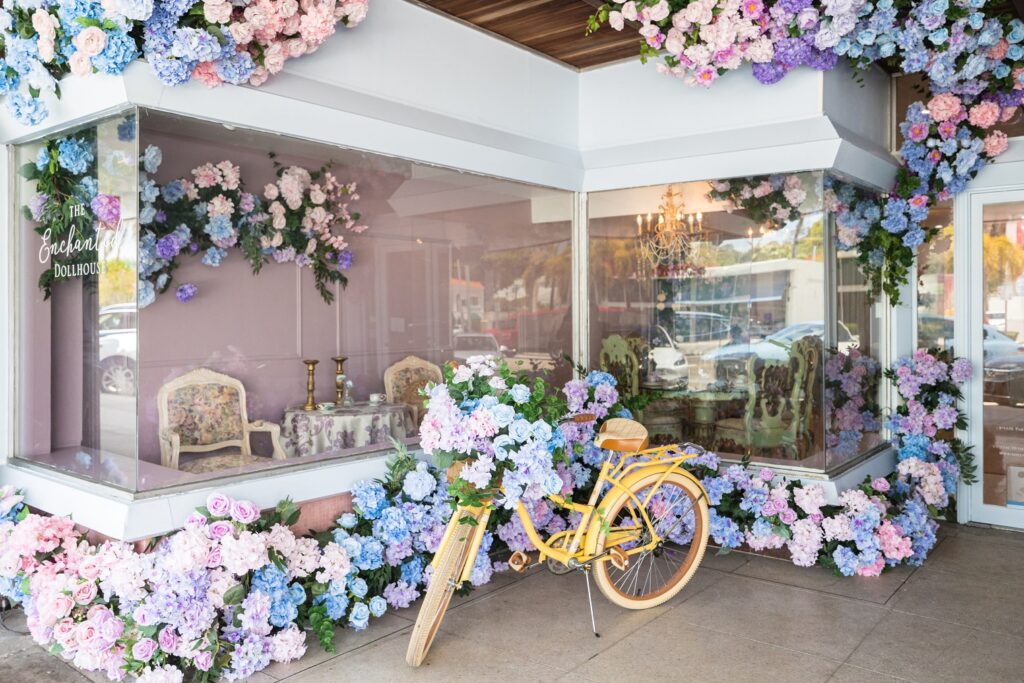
[406,417,711,666]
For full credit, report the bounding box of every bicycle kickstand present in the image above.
[583,568,600,638]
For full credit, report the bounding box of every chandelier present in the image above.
[636,186,706,278]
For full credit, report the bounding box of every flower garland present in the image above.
[0,351,974,681]
[706,172,812,231]
[0,0,368,126]
[588,0,1024,303]
[25,133,367,307]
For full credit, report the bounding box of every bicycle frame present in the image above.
[444,444,709,584]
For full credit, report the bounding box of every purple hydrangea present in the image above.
[175,282,197,303]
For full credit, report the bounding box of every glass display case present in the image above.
[13,107,574,492]
[588,172,884,473]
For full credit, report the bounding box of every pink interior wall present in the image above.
[135,129,451,464]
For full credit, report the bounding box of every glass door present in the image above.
[965,191,1024,528]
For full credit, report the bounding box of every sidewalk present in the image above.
[2,522,1022,682]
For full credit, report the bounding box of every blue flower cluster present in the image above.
[251,566,306,628]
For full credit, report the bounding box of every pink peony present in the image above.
[132,638,158,661]
[984,130,1009,157]
[968,101,1000,129]
[927,93,962,123]
[69,52,92,77]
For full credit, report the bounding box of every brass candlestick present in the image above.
[302,359,319,411]
[332,355,348,404]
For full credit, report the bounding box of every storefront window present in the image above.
[917,201,954,351]
[589,172,882,472]
[14,108,573,491]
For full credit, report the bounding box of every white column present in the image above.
[571,192,589,372]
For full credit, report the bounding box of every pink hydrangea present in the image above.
[968,101,1001,129]
[927,93,962,123]
[984,131,1009,158]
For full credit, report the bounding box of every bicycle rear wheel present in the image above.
[591,471,708,610]
[405,507,482,667]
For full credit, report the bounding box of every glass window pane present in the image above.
[15,110,140,490]
[589,172,830,470]
[980,201,1024,508]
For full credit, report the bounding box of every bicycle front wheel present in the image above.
[591,471,709,610]
[405,506,482,667]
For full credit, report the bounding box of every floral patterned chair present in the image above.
[157,368,287,472]
[384,356,443,426]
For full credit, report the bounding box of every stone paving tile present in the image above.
[428,567,722,672]
[0,641,88,682]
[847,611,1024,682]
[573,616,841,683]
[734,555,916,605]
[889,568,1024,638]
[667,573,888,661]
[923,532,1024,581]
[827,664,915,682]
[279,628,566,682]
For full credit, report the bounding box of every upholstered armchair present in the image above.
[157,368,287,472]
[384,356,443,426]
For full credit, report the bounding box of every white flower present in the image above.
[608,10,624,30]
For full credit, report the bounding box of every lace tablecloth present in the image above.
[281,402,415,457]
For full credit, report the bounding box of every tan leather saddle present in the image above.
[594,418,649,453]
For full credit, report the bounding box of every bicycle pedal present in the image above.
[608,547,629,572]
[508,551,533,573]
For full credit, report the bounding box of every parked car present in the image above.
[640,325,689,390]
[98,304,137,395]
[670,311,733,360]
[452,333,503,362]
[918,314,1023,358]
[702,320,858,365]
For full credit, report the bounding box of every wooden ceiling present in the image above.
[412,0,640,69]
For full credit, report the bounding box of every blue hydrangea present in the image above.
[34,146,50,171]
[400,555,425,586]
[316,581,350,620]
[355,537,384,571]
[202,246,227,267]
[373,506,411,546]
[92,30,138,75]
[832,545,859,576]
[161,179,186,203]
[7,92,47,126]
[170,27,223,62]
[57,137,95,175]
[708,508,743,548]
[700,476,733,506]
[215,51,256,85]
[585,371,616,387]
[352,480,388,519]
[142,144,162,174]
[147,53,192,86]
[401,462,436,501]
[509,384,531,404]
[205,214,234,242]
[337,512,358,529]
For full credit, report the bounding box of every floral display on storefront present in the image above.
[25,133,367,307]
[0,351,973,681]
[824,347,881,458]
[0,0,368,125]
[706,173,813,231]
[588,0,1024,302]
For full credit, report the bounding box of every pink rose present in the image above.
[264,183,279,200]
[184,511,207,531]
[968,101,1000,129]
[779,508,798,525]
[69,52,92,77]
[73,580,98,605]
[230,499,260,525]
[75,621,100,649]
[158,627,179,653]
[131,637,158,662]
[206,493,232,517]
[78,556,101,580]
[206,547,222,568]
[208,520,233,539]
[758,468,774,482]
[72,26,107,57]
[872,477,891,492]
[608,10,624,30]
[229,21,255,45]
[48,594,75,622]
[927,92,962,123]
[984,131,1009,158]
[53,618,78,646]
[194,650,214,671]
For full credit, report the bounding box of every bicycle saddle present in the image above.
[595,418,649,453]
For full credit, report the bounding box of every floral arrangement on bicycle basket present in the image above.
[586,0,1024,305]
[420,356,584,510]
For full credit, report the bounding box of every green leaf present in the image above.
[223,583,247,605]
[19,162,38,179]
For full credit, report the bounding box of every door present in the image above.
[963,190,1024,528]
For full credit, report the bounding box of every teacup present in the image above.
[316,402,336,412]
[369,393,386,405]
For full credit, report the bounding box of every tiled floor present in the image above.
[2,522,1023,682]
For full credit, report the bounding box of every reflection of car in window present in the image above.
[452,333,502,362]
[702,320,858,364]
[984,354,1024,406]
[671,311,732,359]
[918,314,1023,357]
[98,304,137,396]
[639,325,688,390]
